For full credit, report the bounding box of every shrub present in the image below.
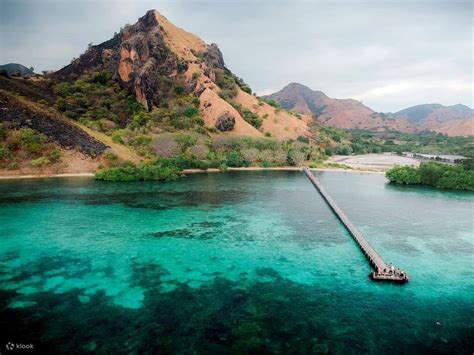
[241,148,259,164]
[215,69,238,99]
[89,71,109,85]
[259,150,274,165]
[0,146,12,162]
[386,165,421,185]
[325,147,335,156]
[29,157,51,167]
[274,149,288,165]
[297,135,309,144]
[111,131,124,144]
[177,60,188,73]
[48,149,61,162]
[95,161,180,182]
[287,149,305,166]
[261,98,280,108]
[337,145,353,156]
[184,106,199,118]
[0,123,6,141]
[242,109,262,129]
[215,112,235,131]
[190,144,209,160]
[19,129,48,155]
[174,86,185,95]
[225,150,247,167]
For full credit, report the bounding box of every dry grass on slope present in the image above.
[154,10,207,61]
[199,88,263,137]
[432,119,474,137]
[233,89,310,140]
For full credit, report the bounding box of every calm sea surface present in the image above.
[0,171,473,353]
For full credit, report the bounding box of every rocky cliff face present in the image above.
[53,10,226,111]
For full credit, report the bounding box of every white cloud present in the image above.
[1,0,471,111]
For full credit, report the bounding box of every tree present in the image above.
[386,165,421,185]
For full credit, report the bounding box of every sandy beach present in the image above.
[328,153,419,171]
[0,173,95,180]
[0,166,386,180]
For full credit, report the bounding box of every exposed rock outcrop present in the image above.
[53,10,178,110]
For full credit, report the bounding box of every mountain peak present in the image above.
[53,9,217,110]
[51,10,308,140]
[284,82,311,90]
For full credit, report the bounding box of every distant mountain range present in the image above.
[0,63,35,76]
[263,83,473,136]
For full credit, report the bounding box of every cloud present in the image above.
[0,0,471,111]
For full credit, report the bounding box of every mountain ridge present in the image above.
[263,83,473,136]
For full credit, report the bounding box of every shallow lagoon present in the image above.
[0,171,473,353]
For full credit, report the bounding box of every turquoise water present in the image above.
[0,171,472,353]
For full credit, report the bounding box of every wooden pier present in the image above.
[303,167,408,283]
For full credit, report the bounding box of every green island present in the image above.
[386,160,474,191]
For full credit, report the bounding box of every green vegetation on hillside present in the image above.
[215,68,252,99]
[350,129,474,157]
[50,70,205,157]
[0,123,62,170]
[313,123,473,157]
[95,134,325,180]
[229,102,262,129]
[386,162,474,191]
[95,159,181,182]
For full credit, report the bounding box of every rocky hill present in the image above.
[264,83,473,136]
[263,83,412,132]
[394,104,473,136]
[0,63,35,76]
[54,10,309,140]
[1,10,317,176]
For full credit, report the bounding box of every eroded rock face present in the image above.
[202,43,225,81]
[53,10,179,110]
[53,10,231,114]
[215,111,236,131]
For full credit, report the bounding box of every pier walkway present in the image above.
[303,167,408,283]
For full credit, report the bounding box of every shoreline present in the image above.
[0,173,95,180]
[182,167,386,175]
[0,167,386,180]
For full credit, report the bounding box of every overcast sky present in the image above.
[1,0,472,112]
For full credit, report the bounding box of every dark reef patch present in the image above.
[0,256,473,354]
[0,189,248,211]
